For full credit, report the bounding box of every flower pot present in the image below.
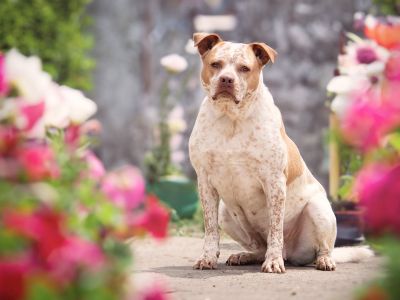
[334,208,365,247]
[147,176,199,219]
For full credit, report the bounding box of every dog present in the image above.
[189,33,373,273]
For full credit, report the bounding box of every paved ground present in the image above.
[132,237,384,300]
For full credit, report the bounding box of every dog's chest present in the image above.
[190,120,274,205]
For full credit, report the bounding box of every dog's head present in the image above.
[193,33,277,106]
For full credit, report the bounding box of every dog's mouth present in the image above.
[212,91,239,104]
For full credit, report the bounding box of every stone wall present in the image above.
[88,0,371,188]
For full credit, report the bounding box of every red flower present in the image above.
[355,163,400,237]
[3,208,105,282]
[133,195,170,239]
[4,209,66,264]
[16,144,60,181]
[0,54,8,96]
[101,166,146,210]
[0,259,30,300]
[0,126,19,155]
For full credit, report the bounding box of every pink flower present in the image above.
[138,283,169,300]
[101,166,146,210]
[84,151,106,180]
[133,195,170,239]
[0,259,30,300]
[49,236,105,282]
[65,124,81,147]
[355,163,400,237]
[385,51,400,81]
[0,54,8,96]
[0,126,19,155]
[16,144,60,181]
[341,83,400,152]
[18,100,45,131]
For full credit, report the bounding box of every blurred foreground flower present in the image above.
[5,49,51,103]
[0,48,169,300]
[341,83,400,152]
[355,163,400,237]
[364,15,400,49]
[137,282,169,300]
[4,208,105,283]
[160,54,187,73]
[0,259,30,300]
[0,54,8,96]
[101,166,146,210]
[17,144,60,181]
[131,195,169,240]
[84,151,106,180]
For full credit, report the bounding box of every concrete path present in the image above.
[132,237,383,300]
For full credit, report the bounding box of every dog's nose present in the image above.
[219,75,234,87]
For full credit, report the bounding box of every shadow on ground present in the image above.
[142,262,316,279]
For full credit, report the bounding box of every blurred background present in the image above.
[89,0,371,189]
[1,0,373,188]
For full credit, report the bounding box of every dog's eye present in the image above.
[211,62,221,69]
[239,65,250,73]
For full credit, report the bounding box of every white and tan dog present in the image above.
[189,33,372,273]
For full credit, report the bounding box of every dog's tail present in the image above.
[332,246,374,263]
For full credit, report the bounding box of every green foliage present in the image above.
[372,0,400,15]
[0,0,94,90]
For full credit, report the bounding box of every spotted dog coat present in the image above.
[189,33,366,273]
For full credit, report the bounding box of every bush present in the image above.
[0,0,94,91]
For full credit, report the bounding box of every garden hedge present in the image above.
[0,0,94,91]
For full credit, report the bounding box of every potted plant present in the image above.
[145,54,199,219]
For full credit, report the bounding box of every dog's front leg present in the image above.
[193,169,220,270]
[261,171,286,273]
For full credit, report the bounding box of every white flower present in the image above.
[160,54,188,73]
[42,83,70,128]
[0,99,17,122]
[185,39,198,55]
[326,75,368,95]
[331,95,351,119]
[59,85,97,124]
[194,14,237,32]
[338,38,390,76]
[5,49,51,103]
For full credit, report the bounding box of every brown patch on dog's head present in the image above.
[193,33,223,57]
[250,43,277,66]
[194,33,277,116]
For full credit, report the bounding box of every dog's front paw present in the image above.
[316,255,336,271]
[261,255,285,273]
[193,254,218,270]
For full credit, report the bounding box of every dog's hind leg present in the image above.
[219,201,267,265]
[288,194,337,271]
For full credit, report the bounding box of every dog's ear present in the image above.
[250,43,277,66]
[193,32,222,57]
